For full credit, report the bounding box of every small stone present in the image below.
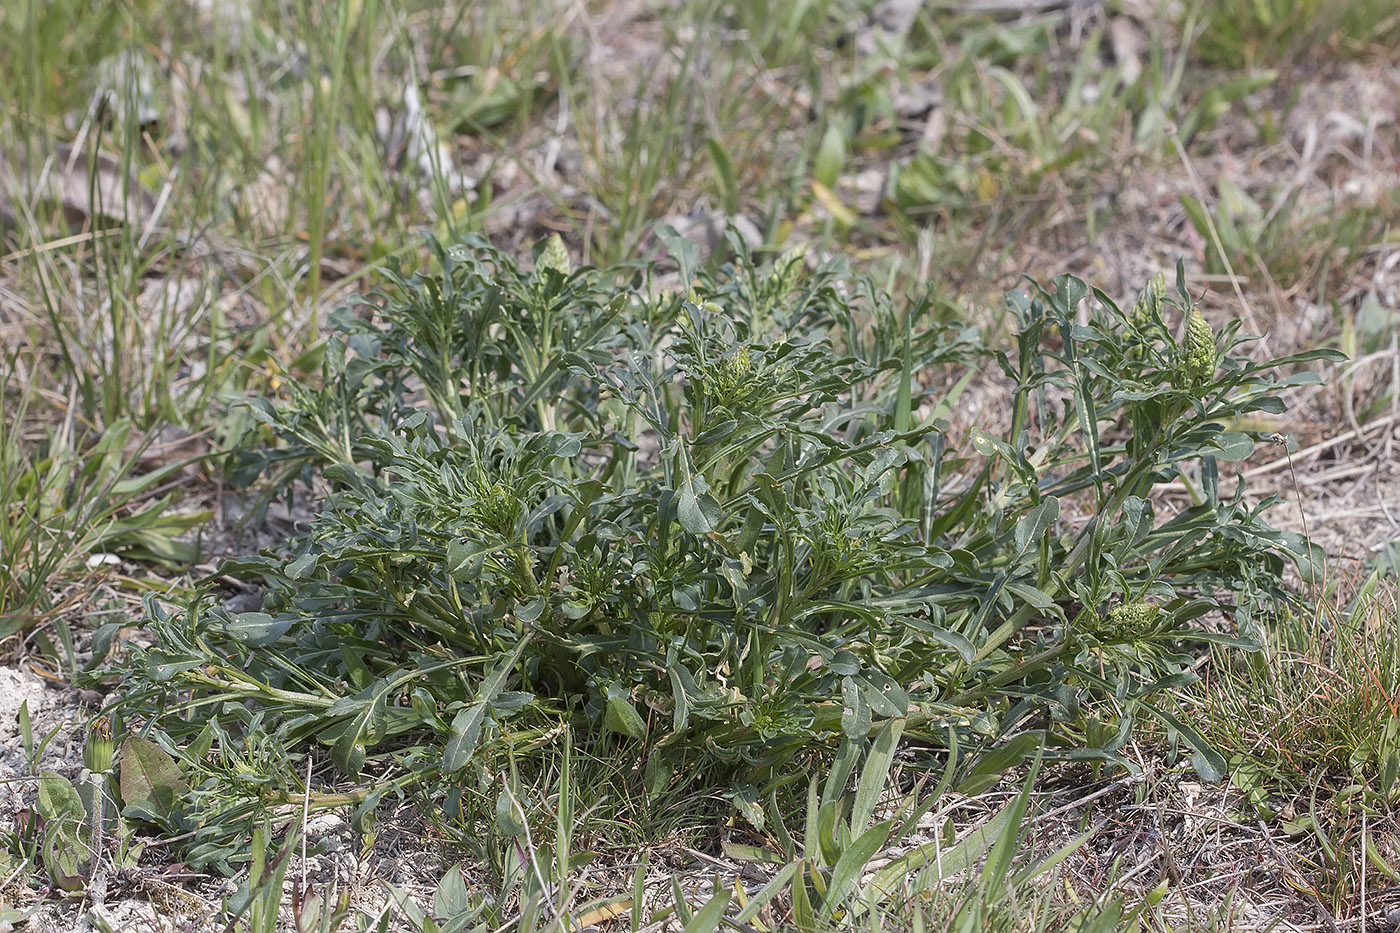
[305,814,346,836]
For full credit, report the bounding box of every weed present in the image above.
[0,359,208,634]
[2,1,1388,925]
[1193,0,1400,68]
[99,235,1339,872]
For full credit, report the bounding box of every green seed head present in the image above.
[732,346,751,375]
[466,467,523,537]
[1132,273,1165,326]
[706,346,756,409]
[1104,601,1161,637]
[1182,308,1217,389]
[1124,273,1166,362]
[538,234,572,277]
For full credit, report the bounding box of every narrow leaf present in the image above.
[682,887,731,933]
[852,719,904,833]
[820,820,894,918]
[443,638,529,772]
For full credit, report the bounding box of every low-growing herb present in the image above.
[106,234,1340,867]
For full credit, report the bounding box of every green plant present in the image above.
[1192,0,1400,67]
[1186,573,1400,917]
[375,730,1109,933]
[0,718,197,897]
[1181,182,1399,305]
[221,821,297,933]
[1203,573,1400,799]
[0,359,209,634]
[106,235,1337,869]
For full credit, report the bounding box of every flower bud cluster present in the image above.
[1182,307,1217,390]
[537,233,572,277]
[1103,601,1161,638]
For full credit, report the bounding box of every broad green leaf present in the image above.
[144,656,203,681]
[1013,498,1059,558]
[729,783,764,831]
[856,669,910,718]
[803,777,821,861]
[645,750,671,801]
[1213,432,1255,461]
[118,736,189,827]
[285,553,318,579]
[604,687,647,739]
[434,865,472,917]
[664,663,693,739]
[224,611,292,647]
[671,875,693,926]
[326,680,391,778]
[446,538,498,580]
[693,419,739,446]
[495,787,526,836]
[334,738,367,779]
[840,676,871,738]
[656,226,700,286]
[488,691,533,712]
[37,772,86,824]
[42,826,87,892]
[516,596,546,624]
[674,469,722,535]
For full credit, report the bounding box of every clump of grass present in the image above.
[97,235,1338,872]
[1180,181,1400,306]
[1200,572,1400,791]
[0,355,208,636]
[1193,0,1400,68]
[1190,570,1400,915]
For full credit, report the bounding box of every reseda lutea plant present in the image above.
[110,233,1339,866]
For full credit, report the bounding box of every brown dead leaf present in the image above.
[0,143,155,231]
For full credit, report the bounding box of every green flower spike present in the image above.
[1131,273,1165,327]
[1125,272,1164,362]
[538,233,572,277]
[1182,307,1217,390]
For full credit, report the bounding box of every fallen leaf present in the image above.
[0,143,155,231]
